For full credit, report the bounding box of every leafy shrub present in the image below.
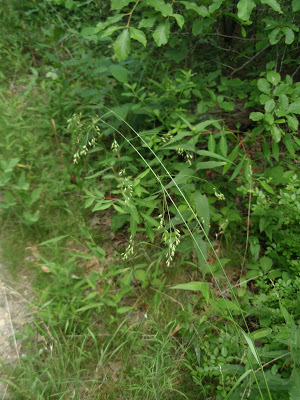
[1,0,299,399]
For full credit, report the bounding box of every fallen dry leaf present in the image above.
[25,245,40,262]
[86,256,100,270]
[89,216,100,227]
[169,325,182,338]
[40,265,51,273]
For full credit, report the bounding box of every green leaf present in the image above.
[289,369,300,400]
[111,0,135,10]
[130,27,147,46]
[5,158,19,172]
[81,27,98,37]
[192,18,215,35]
[250,112,264,121]
[278,94,289,111]
[225,369,253,399]
[38,235,68,246]
[111,213,128,232]
[4,191,15,204]
[221,346,228,357]
[257,78,271,94]
[219,135,227,157]
[141,213,159,227]
[171,282,210,304]
[129,215,138,237]
[97,14,125,31]
[279,304,292,324]
[193,234,207,269]
[138,17,157,29]
[229,158,244,181]
[84,197,94,208]
[260,94,271,105]
[286,115,299,131]
[114,29,130,61]
[242,330,260,364]
[117,306,133,314]
[282,27,295,44]
[194,192,210,234]
[17,172,29,190]
[93,201,113,211]
[172,14,184,28]
[261,0,282,13]
[136,169,151,180]
[23,211,39,223]
[209,0,224,13]
[251,328,272,340]
[194,119,219,132]
[265,99,275,113]
[237,0,255,21]
[294,135,300,148]
[90,246,106,258]
[31,187,42,203]
[268,27,282,45]
[214,298,241,312]
[267,70,281,85]
[288,102,300,114]
[76,303,102,312]
[101,25,123,38]
[109,64,128,83]
[145,221,154,242]
[220,101,235,111]
[284,136,295,157]
[271,125,282,143]
[0,201,10,209]
[180,1,209,16]
[292,0,300,12]
[110,103,131,120]
[196,150,229,162]
[129,205,139,223]
[134,269,147,282]
[260,180,275,194]
[65,0,74,10]
[208,134,216,152]
[165,168,194,189]
[264,112,274,125]
[223,144,239,174]
[153,21,170,46]
[196,161,226,170]
[146,0,173,16]
[259,256,273,272]
[245,269,260,280]
[161,131,190,147]
[197,102,208,114]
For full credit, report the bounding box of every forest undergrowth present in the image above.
[0,1,299,399]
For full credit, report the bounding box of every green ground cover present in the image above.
[0,1,299,399]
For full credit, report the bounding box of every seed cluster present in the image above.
[67,113,100,164]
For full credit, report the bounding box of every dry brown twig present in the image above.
[51,118,59,147]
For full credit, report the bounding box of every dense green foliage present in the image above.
[0,0,299,399]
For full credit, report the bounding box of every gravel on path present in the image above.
[0,263,32,399]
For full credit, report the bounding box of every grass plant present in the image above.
[0,1,299,399]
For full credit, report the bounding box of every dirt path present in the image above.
[0,263,31,398]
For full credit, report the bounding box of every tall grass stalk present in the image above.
[98,108,272,400]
